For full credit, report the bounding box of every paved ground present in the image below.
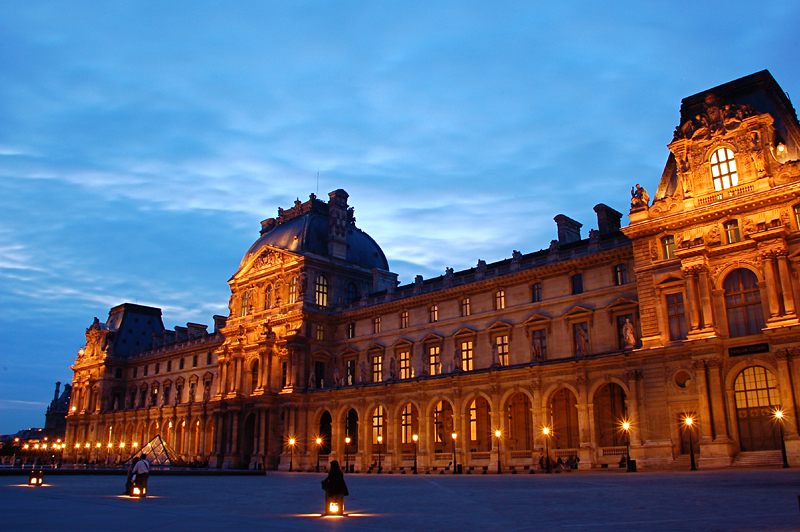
[3,468,800,531]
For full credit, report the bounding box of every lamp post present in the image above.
[288,438,296,472]
[684,417,697,471]
[412,434,418,474]
[106,442,113,465]
[451,432,457,474]
[344,436,351,474]
[495,429,502,474]
[622,421,633,472]
[377,435,383,474]
[542,427,552,474]
[775,410,790,468]
[316,437,322,472]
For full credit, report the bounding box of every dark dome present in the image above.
[240,212,389,271]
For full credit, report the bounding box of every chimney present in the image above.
[187,323,208,340]
[554,214,582,244]
[213,315,227,333]
[327,189,349,259]
[593,204,622,235]
[54,382,61,402]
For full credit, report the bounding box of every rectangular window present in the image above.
[346,359,356,386]
[115,368,122,379]
[373,317,381,334]
[155,363,160,374]
[428,345,441,375]
[289,277,297,304]
[469,402,477,441]
[572,274,583,295]
[192,354,198,367]
[495,290,506,310]
[315,361,325,388]
[532,329,547,360]
[666,293,688,341]
[662,236,675,259]
[401,404,412,444]
[162,385,170,405]
[207,352,212,365]
[460,340,474,371]
[614,264,628,286]
[143,365,149,377]
[795,205,800,230]
[133,367,138,378]
[348,323,355,339]
[725,220,742,244]
[372,406,385,443]
[430,305,438,323]
[167,360,172,372]
[461,298,471,317]
[495,335,509,366]
[315,276,328,307]
[179,358,185,370]
[316,324,324,341]
[400,311,409,329]
[372,355,383,383]
[399,350,411,379]
[532,282,542,303]
[281,362,288,388]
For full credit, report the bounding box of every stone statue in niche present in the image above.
[531,336,543,362]
[308,369,317,389]
[333,365,341,387]
[622,318,636,349]
[388,357,397,380]
[630,184,649,209]
[575,326,587,358]
[418,356,428,377]
[360,361,367,384]
[453,349,461,371]
[491,343,499,366]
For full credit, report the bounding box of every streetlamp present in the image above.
[684,417,697,471]
[107,442,113,465]
[316,437,322,472]
[542,427,552,474]
[344,436,351,473]
[451,432,457,474]
[622,421,634,472]
[495,429,502,474]
[412,434,418,474]
[377,435,383,474]
[288,438,296,472]
[775,410,790,468]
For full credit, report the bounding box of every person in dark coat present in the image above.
[124,457,139,496]
[321,460,349,514]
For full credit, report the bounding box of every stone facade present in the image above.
[65,70,800,470]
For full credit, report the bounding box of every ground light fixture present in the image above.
[495,430,502,474]
[412,434,418,474]
[451,433,457,474]
[377,436,383,474]
[344,437,351,473]
[684,416,697,471]
[28,470,43,486]
[774,410,790,468]
[542,427,552,474]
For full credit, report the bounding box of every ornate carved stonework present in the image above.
[672,94,757,141]
[253,250,284,270]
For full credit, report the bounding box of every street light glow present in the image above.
[451,432,457,440]
[685,417,693,426]
[412,434,418,442]
[289,438,296,446]
[622,421,630,431]
[542,427,550,436]
[775,410,784,420]
[495,429,501,438]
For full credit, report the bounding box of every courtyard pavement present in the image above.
[2,468,800,531]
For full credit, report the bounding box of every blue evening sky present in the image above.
[1,1,798,433]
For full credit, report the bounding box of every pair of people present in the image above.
[125,456,150,496]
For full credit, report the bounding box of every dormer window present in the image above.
[711,148,738,191]
[724,220,742,244]
[661,235,675,259]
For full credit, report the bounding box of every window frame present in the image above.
[710,147,739,191]
[571,273,583,295]
[495,290,506,310]
[429,304,439,323]
[315,275,328,307]
[661,235,676,259]
[724,220,742,244]
[531,282,542,303]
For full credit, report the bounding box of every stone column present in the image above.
[692,360,713,443]
[685,273,701,331]
[698,270,715,330]
[625,370,643,445]
[777,255,796,316]
[218,362,228,397]
[762,255,782,319]
[705,360,731,441]
[776,350,800,438]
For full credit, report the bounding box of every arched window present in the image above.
[315,275,328,307]
[734,366,781,451]
[264,285,272,310]
[289,277,297,304]
[724,269,765,337]
[710,148,738,191]
[372,405,385,443]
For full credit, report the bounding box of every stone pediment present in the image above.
[486,320,513,331]
[563,306,594,320]
[452,327,478,337]
[233,245,296,280]
[391,338,414,348]
[422,333,444,343]
[605,298,638,311]
[366,343,385,353]
[340,348,359,358]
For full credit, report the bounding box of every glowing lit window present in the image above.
[734,366,779,409]
[372,354,382,383]
[460,340,473,371]
[315,276,328,307]
[347,323,355,339]
[289,277,297,304]
[429,304,438,323]
[469,401,477,441]
[794,205,800,230]
[401,404,413,443]
[710,148,738,191]
[264,285,272,310]
[399,350,411,379]
[725,220,742,244]
[614,264,628,285]
[372,406,385,443]
[428,345,441,375]
[661,236,675,259]
[495,335,509,365]
[461,298,471,317]
[316,324,324,341]
[400,310,409,329]
[373,316,381,334]
[495,290,505,310]
[240,292,249,317]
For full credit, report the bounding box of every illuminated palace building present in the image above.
[65,71,800,471]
